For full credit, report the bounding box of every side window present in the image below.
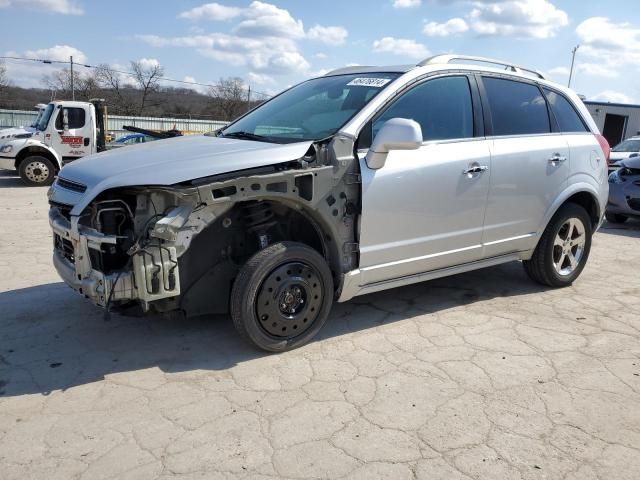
[483,77,550,136]
[543,88,588,133]
[373,76,474,142]
[55,108,86,130]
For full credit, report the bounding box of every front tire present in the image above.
[18,155,56,186]
[523,203,592,288]
[230,242,334,352]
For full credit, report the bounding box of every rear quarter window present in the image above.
[543,88,588,133]
[483,77,550,136]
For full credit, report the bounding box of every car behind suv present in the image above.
[48,54,610,351]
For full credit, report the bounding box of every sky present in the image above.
[1,0,639,103]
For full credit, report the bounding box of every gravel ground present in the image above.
[1,169,640,480]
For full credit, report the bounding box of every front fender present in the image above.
[17,140,63,170]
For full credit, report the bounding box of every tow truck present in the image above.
[0,99,108,185]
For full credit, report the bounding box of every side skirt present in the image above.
[337,252,527,302]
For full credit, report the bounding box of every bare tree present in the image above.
[94,64,135,115]
[0,61,9,102]
[130,60,164,115]
[43,67,99,101]
[208,77,248,121]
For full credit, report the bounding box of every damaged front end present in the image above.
[49,135,361,317]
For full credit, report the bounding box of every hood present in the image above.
[0,126,34,141]
[53,134,313,214]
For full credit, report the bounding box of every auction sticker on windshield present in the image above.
[347,78,392,87]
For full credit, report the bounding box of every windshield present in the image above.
[30,109,45,128]
[612,138,640,152]
[220,73,401,143]
[36,104,54,131]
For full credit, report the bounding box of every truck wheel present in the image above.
[523,203,592,288]
[230,241,334,352]
[19,155,56,186]
[605,212,628,224]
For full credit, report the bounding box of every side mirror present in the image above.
[365,118,422,169]
[62,108,70,133]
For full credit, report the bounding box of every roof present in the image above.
[324,54,546,81]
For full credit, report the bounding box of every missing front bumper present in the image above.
[49,207,180,309]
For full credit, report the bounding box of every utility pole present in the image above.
[70,55,75,100]
[247,85,251,112]
[568,45,579,89]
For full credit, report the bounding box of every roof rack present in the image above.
[418,54,545,80]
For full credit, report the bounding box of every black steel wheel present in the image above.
[230,242,334,352]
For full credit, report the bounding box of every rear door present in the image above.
[479,76,569,257]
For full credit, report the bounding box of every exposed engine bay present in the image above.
[49,135,361,317]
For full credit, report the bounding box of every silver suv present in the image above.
[48,54,610,351]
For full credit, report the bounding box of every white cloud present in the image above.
[136,57,161,70]
[139,2,312,76]
[314,53,328,60]
[393,0,421,8]
[423,18,468,37]
[590,90,635,104]
[576,63,618,79]
[247,72,275,86]
[0,0,82,14]
[178,2,242,21]
[178,1,304,39]
[469,0,568,39]
[373,37,430,59]
[4,45,87,88]
[234,1,305,39]
[307,25,348,46]
[138,32,309,74]
[575,17,640,78]
[25,44,87,63]
[547,66,569,76]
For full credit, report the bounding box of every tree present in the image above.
[43,67,99,101]
[94,64,136,115]
[130,60,164,116]
[0,61,9,103]
[208,77,249,121]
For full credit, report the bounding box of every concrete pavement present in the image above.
[1,169,640,479]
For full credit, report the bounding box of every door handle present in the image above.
[548,153,567,164]
[462,165,489,175]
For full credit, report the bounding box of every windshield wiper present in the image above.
[221,131,272,142]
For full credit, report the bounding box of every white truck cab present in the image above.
[0,99,106,185]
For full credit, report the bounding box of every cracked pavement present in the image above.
[1,170,640,479]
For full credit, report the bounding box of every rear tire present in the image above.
[230,241,334,352]
[18,155,56,186]
[523,203,592,288]
[605,212,628,224]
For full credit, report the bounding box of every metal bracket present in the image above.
[345,173,361,184]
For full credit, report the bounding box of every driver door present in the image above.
[48,105,93,161]
[358,75,492,285]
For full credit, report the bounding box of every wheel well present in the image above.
[15,147,59,171]
[176,200,332,317]
[564,191,600,228]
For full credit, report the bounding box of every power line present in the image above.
[0,55,272,97]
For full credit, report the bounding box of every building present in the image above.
[584,101,640,148]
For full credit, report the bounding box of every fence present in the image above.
[0,109,228,136]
